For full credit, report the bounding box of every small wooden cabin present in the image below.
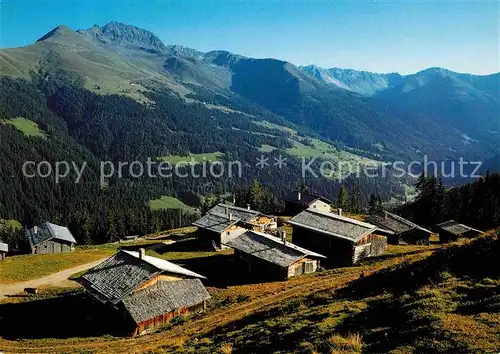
[77,249,210,336]
[193,203,277,249]
[367,211,432,245]
[435,220,483,243]
[283,191,332,215]
[0,242,8,261]
[25,222,77,254]
[288,209,387,266]
[225,230,326,280]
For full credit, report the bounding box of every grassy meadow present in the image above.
[159,152,224,165]
[2,117,46,138]
[149,196,196,212]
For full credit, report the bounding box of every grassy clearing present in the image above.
[159,152,224,164]
[149,196,195,212]
[2,117,46,138]
[83,79,153,104]
[286,137,381,179]
[0,249,113,283]
[259,144,276,152]
[252,120,297,135]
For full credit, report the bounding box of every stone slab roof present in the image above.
[192,211,240,233]
[368,211,432,235]
[288,209,377,242]
[436,220,483,236]
[78,250,205,304]
[225,230,326,267]
[26,222,77,247]
[122,278,210,324]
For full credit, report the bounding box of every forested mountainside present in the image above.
[0,75,397,246]
[399,172,500,232]
[0,22,498,245]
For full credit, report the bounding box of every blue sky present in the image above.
[1,1,499,74]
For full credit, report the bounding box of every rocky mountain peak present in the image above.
[77,21,167,52]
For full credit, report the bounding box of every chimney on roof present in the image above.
[232,195,236,204]
[34,226,38,234]
[139,248,145,260]
[247,204,251,210]
[228,212,233,221]
[282,230,287,245]
[298,191,301,200]
[225,205,229,215]
[338,208,342,216]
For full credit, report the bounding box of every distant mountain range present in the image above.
[1,21,499,163]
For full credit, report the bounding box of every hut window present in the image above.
[305,261,314,273]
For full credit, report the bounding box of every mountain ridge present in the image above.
[1,22,499,162]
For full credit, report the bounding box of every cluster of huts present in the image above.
[0,190,485,336]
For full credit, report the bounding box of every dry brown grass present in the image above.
[327,333,363,353]
[219,342,233,354]
[4,232,491,353]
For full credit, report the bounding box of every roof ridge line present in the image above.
[305,208,377,229]
[246,230,327,258]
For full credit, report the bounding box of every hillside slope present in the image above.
[0,232,497,353]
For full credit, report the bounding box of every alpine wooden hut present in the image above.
[77,249,210,336]
[367,211,433,245]
[0,242,8,261]
[283,190,332,215]
[225,230,326,280]
[288,209,387,266]
[25,222,77,254]
[435,220,483,243]
[193,203,277,249]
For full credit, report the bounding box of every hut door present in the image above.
[304,261,314,273]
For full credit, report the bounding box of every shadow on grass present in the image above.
[188,235,498,353]
[172,254,285,287]
[0,291,127,339]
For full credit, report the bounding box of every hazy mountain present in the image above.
[1,22,499,162]
[300,65,403,96]
[302,65,500,153]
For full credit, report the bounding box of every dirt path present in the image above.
[0,259,106,299]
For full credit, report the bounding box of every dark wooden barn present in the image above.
[435,220,483,243]
[0,242,8,261]
[25,222,77,254]
[283,190,332,215]
[77,249,210,336]
[225,230,326,280]
[367,211,432,245]
[288,209,387,266]
[193,203,277,249]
